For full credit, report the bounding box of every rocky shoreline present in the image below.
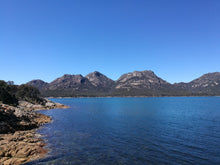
[0,100,69,165]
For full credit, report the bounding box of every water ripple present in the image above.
[29,97,220,164]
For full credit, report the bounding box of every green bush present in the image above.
[0,80,41,105]
[0,80,18,105]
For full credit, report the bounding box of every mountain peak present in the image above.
[85,71,114,88]
[115,70,169,89]
[26,79,48,89]
[90,71,102,77]
[48,74,93,90]
[189,72,220,88]
[202,72,220,78]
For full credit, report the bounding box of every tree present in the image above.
[16,84,40,101]
[0,80,18,105]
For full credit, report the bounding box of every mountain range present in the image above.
[27,70,220,97]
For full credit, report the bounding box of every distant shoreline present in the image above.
[47,95,220,99]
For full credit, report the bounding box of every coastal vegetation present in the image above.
[0,80,41,106]
[0,80,69,164]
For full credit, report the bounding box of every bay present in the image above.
[26,97,220,164]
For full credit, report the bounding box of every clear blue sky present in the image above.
[1,0,220,84]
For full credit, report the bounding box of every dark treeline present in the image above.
[39,88,213,98]
[0,80,41,106]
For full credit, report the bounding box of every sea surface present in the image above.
[27,97,220,164]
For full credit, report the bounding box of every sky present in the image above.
[0,0,220,85]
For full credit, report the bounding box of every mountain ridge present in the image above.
[26,70,220,97]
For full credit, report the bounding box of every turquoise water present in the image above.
[27,97,220,164]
